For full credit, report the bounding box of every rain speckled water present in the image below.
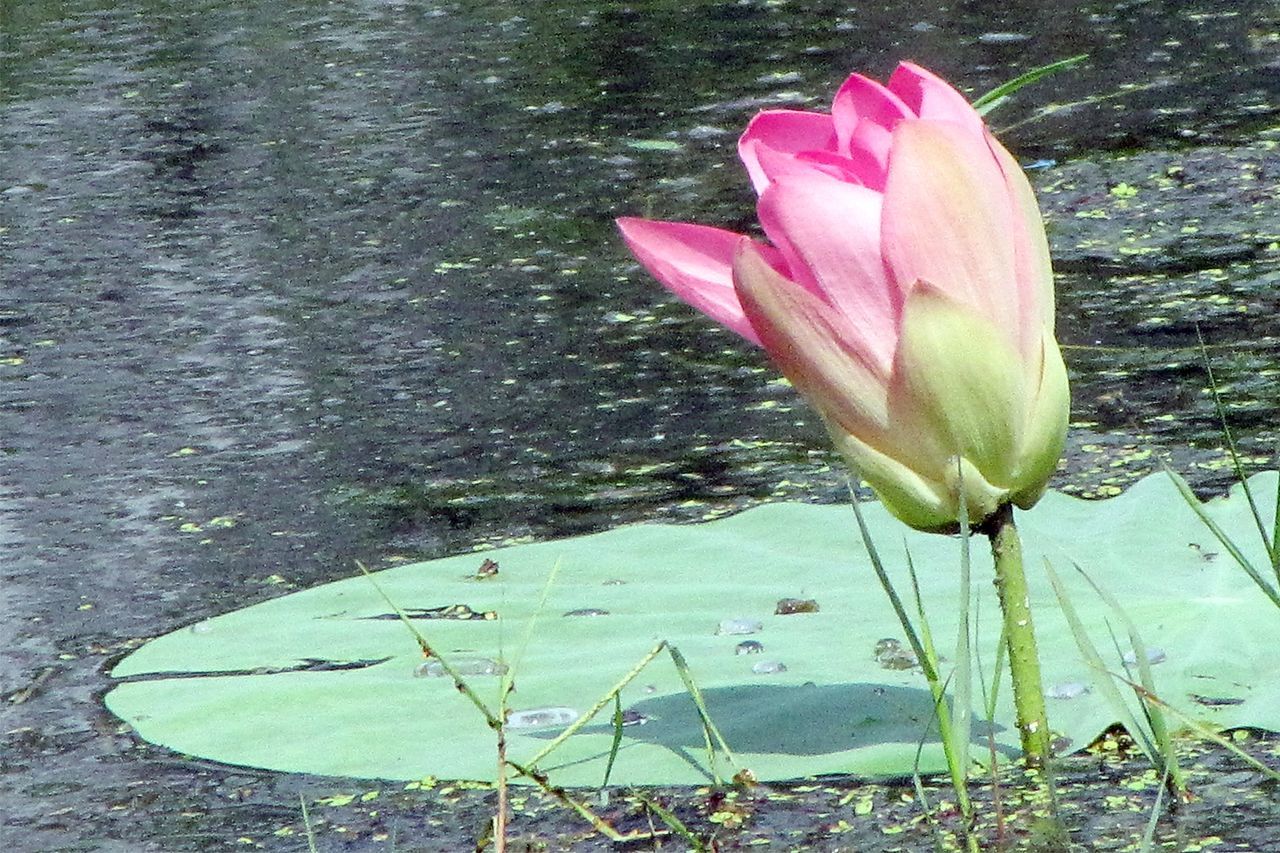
[2,0,1278,849]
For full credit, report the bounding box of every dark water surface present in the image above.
[2,0,1278,849]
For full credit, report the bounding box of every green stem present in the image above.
[986,503,1051,766]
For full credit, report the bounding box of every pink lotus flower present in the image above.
[617,63,1069,531]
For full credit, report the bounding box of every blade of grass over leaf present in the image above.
[523,641,669,770]
[667,644,738,782]
[503,557,564,698]
[973,54,1089,114]
[1104,672,1280,783]
[1042,559,1159,763]
[1163,466,1280,609]
[848,483,935,681]
[600,693,625,795]
[852,479,971,820]
[1071,561,1185,796]
[355,560,501,727]
[1196,327,1277,573]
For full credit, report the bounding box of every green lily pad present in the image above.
[105,471,1279,785]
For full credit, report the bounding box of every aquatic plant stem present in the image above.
[985,503,1051,766]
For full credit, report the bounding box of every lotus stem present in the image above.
[985,503,1051,766]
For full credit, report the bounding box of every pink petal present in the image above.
[732,240,891,434]
[616,217,762,344]
[839,122,893,192]
[756,172,899,371]
[737,109,836,194]
[831,72,912,152]
[986,131,1056,349]
[880,120,1020,335]
[888,62,984,132]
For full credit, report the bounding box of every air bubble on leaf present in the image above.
[717,617,763,635]
[188,621,213,635]
[1122,647,1167,666]
[413,657,509,678]
[751,660,787,675]
[1047,681,1090,700]
[735,640,764,655]
[506,706,580,730]
[562,608,610,617]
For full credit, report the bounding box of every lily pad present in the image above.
[105,471,1279,785]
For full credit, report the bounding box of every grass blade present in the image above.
[1104,671,1280,783]
[1042,559,1158,762]
[1162,466,1280,608]
[1073,561,1185,796]
[973,54,1089,114]
[667,643,738,778]
[504,759,657,844]
[848,483,936,681]
[356,561,500,726]
[1195,328,1274,563]
[523,641,668,769]
[600,693,625,794]
[630,791,706,850]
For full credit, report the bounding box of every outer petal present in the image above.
[616,218,761,344]
[827,426,957,531]
[881,120,1020,334]
[1010,333,1070,510]
[737,109,836,195]
[888,62,984,131]
[888,282,1028,517]
[987,131,1056,340]
[731,240,891,436]
[756,173,898,370]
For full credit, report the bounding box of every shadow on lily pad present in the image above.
[580,682,1012,756]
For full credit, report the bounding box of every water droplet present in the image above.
[751,660,787,675]
[1122,647,1166,666]
[735,640,764,656]
[563,608,610,617]
[717,617,763,636]
[506,706,579,730]
[413,657,509,678]
[1047,681,1090,700]
[775,598,819,615]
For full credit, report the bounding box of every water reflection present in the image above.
[1,0,1276,593]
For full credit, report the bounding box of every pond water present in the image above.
[1,0,1278,847]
